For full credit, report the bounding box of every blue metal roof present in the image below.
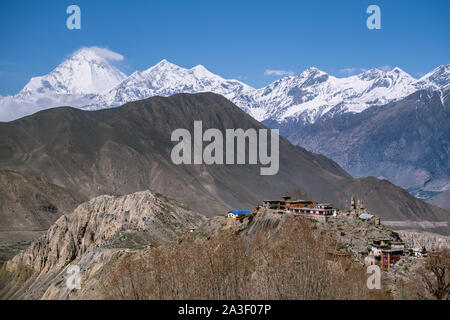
[229,210,251,214]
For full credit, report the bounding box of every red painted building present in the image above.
[381,249,403,269]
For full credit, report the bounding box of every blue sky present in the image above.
[0,0,449,95]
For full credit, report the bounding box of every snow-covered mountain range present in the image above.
[250,66,444,124]
[83,59,256,113]
[1,47,449,125]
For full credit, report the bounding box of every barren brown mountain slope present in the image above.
[0,170,82,264]
[0,170,81,233]
[290,88,450,195]
[0,93,448,234]
[427,190,450,212]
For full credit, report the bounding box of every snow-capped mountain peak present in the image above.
[416,64,450,89]
[190,64,217,78]
[296,67,330,87]
[142,59,181,74]
[299,67,326,77]
[358,68,384,80]
[386,67,415,82]
[359,67,413,81]
[18,47,127,97]
[70,47,122,63]
[83,59,255,111]
[142,60,221,80]
[0,47,128,121]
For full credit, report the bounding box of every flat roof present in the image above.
[382,249,403,253]
[228,210,251,214]
[372,244,389,248]
[289,200,313,203]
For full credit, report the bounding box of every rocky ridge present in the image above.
[0,190,206,299]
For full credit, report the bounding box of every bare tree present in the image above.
[416,248,450,300]
[102,217,388,300]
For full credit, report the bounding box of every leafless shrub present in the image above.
[416,248,450,300]
[249,217,371,299]
[102,252,148,299]
[103,217,384,300]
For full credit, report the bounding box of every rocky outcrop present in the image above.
[2,201,441,300]
[0,190,206,299]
